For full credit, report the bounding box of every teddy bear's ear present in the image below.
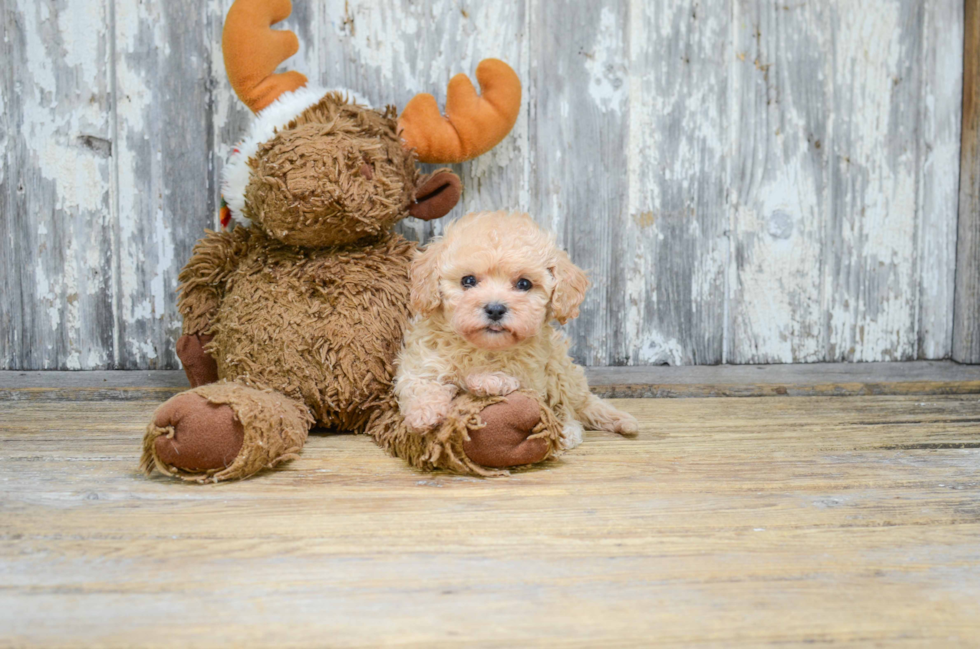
[550,249,589,325]
[410,241,446,315]
[398,59,521,164]
[410,170,461,221]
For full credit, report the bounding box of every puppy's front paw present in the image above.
[561,420,584,450]
[404,401,451,433]
[465,372,521,397]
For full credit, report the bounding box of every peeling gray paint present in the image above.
[0,0,966,368]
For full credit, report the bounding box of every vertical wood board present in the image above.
[1,0,115,370]
[729,0,959,364]
[112,0,214,368]
[625,0,729,365]
[918,0,963,359]
[729,0,833,364]
[530,0,630,366]
[954,0,980,362]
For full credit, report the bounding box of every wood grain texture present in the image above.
[586,360,980,397]
[0,0,969,368]
[824,0,922,363]
[530,0,630,366]
[624,0,729,365]
[955,0,980,362]
[112,0,214,368]
[3,361,979,401]
[919,0,964,359]
[1,395,978,646]
[1,0,116,369]
[729,0,830,364]
[729,0,961,364]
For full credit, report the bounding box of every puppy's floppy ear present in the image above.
[410,240,445,315]
[549,249,589,325]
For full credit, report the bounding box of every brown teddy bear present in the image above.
[140,0,565,482]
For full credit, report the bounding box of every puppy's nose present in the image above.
[484,302,508,321]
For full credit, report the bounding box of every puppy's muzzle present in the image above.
[484,302,508,322]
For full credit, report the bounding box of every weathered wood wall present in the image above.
[955,0,980,363]
[0,0,966,369]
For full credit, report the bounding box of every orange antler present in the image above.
[398,59,522,164]
[223,0,308,113]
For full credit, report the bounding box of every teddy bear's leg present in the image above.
[141,381,314,483]
[371,390,564,477]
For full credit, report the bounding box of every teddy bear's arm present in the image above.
[177,226,252,335]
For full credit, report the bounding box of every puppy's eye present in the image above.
[516,278,533,291]
[461,275,478,289]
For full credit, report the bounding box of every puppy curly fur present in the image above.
[395,211,638,450]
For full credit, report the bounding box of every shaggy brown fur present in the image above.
[196,227,415,429]
[245,96,419,247]
[141,93,561,482]
[370,390,564,478]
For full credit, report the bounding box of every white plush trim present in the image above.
[220,86,370,225]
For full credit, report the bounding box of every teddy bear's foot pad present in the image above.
[142,382,312,482]
[152,393,244,472]
[463,393,550,468]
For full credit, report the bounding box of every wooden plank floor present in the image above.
[2,395,979,646]
[4,361,980,400]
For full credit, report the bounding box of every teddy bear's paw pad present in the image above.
[175,333,219,388]
[153,393,244,472]
[463,393,549,468]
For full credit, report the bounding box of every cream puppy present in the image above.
[395,211,637,450]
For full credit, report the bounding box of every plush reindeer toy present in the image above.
[141,0,565,482]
